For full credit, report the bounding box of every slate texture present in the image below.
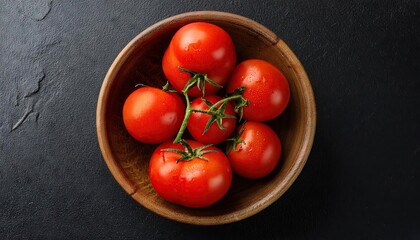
[1,0,419,239]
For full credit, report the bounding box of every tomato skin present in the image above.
[187,95,236,144]
[149,140,232,208]
[162,22,236,96]
[226,59,290,121]
[122,87,185,144]
[227,122,281,179]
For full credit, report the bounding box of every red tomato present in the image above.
[122,87,185,144]
[187,95,236,144]
[226,59,290,121]
[227,122,281,179]
[162,22,236,96]
[149,140,232,208]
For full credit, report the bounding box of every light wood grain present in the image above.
[96,11,316,225]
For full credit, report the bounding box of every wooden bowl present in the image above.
[96,11,316,225]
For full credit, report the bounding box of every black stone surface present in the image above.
[1,0,419,239]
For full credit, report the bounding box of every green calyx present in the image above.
[162,139,217,163]
[179,67,222,97]
[173,67,249,145]
[194,97,236,135]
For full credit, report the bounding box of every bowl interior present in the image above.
[97,12,315,225]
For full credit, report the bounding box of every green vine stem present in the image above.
[226,121,247,154]
[178,67,222,96]
[162,139,217,163]
[173,68,249,144]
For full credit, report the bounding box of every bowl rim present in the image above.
[96,10,316,225]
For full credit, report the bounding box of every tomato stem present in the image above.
[210,95,243,110]
[161,81,179,93]
[174,95,241,143]
[173,77,196,144]
[163,139,217,163]
[173,95,191,144]
[178,67,222,97]
[173,68,249,144]
[134,83,147,88]
[226,121,247,154]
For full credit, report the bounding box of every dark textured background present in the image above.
[1,0,420,239]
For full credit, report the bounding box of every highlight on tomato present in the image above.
[226,59,290,121]
[149,140,232,208]
[162,22,236,96]
[227,121,281,179]
[122,86,185,144]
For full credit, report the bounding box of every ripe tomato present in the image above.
[122,87,185,144]
[149,140,232,208]
[162,22,236,96]
[227,122,281,179]
[187,95,236,144]
[226,59,290,121]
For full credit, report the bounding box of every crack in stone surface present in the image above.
[24,70,45,98]
[11,66,47,131]
[17,0,53,21]
[35,0,52,21]
[11,108,33,131]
